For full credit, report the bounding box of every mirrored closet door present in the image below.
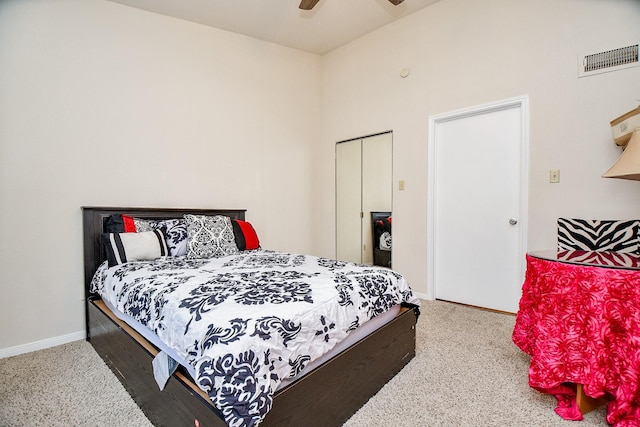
[336,132,392,267]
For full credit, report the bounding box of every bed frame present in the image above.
[82,206,418,427]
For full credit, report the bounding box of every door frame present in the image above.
[426,95,530,301]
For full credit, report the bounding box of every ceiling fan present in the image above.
[299,0,404,10]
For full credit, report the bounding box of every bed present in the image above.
[82,206,420,427]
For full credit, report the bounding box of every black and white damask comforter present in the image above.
[91,249,420,427]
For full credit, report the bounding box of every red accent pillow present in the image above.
[234,220,260,250]
[122,215,136,232]
[105,214,138,233]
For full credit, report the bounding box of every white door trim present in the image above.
[426,95,530,301]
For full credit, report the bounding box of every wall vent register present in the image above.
[578,43,639,77]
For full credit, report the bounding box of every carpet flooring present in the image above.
[0,300,609,426]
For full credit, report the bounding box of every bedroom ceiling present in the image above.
[107,0,440,55]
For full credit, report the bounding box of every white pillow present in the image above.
[104,229,169,266]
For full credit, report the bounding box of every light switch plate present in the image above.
[549,170,560,183]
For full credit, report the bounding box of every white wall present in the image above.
[320,0,640,296]
[0,0,320,352]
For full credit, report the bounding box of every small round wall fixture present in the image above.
[400,68,410,78]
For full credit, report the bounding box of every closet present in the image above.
[336,132,392,266]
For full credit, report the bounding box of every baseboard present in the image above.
[414,291,430,301]
[0,330,85,359]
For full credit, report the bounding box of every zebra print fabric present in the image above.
[557,218,640,254]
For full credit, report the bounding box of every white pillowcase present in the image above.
[104,229,169,266]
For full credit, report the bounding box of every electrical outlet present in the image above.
[549,170,560,183]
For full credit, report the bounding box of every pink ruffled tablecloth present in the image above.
[513,254,640,426]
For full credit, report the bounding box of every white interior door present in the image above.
[428,97,528,313]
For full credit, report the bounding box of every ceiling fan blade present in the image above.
[299,0,320,10]
[388,0,405,4]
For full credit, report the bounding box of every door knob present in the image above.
[509,218,518,225]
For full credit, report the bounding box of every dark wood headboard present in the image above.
[82,206,246,301]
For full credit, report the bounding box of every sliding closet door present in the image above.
[336,140,362,264]
[362,134,393,265]
[336,132,392,265]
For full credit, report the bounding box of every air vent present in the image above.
[578,43,639,77]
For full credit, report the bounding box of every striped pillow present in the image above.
[103,229,169,267]
[557,218,640,254]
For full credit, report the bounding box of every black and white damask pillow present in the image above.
[185,214,239,259]
[134,218,188,257]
